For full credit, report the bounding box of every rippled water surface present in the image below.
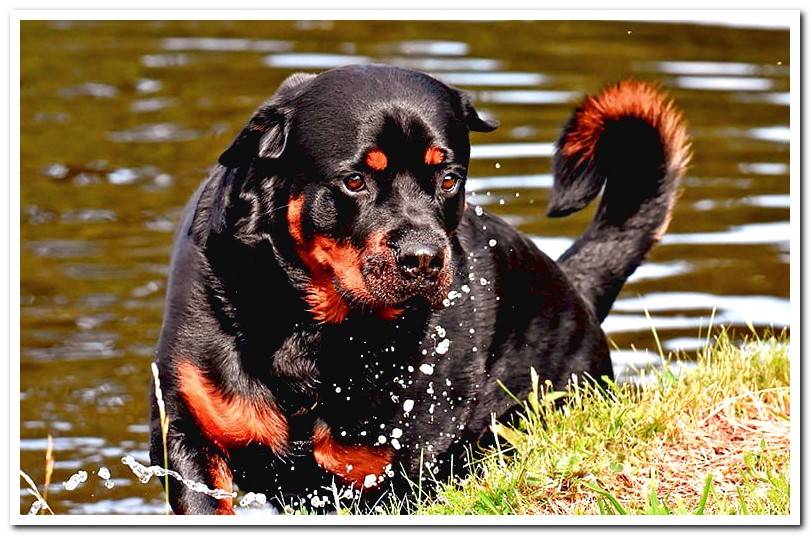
[19,19,790,514]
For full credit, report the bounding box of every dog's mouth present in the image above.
[356,249,453,311]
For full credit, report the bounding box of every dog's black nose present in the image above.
[397,244,445,280]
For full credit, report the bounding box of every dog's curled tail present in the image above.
[549,80,690,323]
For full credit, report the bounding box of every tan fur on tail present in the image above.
[561,80,691,180]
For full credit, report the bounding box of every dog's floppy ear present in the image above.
[217,72,316,167]
[456,89,499,133]
[217,106,288,167]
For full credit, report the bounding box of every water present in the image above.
[19,19,790,514]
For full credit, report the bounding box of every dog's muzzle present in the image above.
[396,243,446,282]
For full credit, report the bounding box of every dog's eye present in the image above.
[440,173,461,193]
[343,173,366,193]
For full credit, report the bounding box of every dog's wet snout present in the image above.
[397,243,445,280]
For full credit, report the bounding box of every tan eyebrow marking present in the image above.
[365,149,388,171]
[424,146,445,165]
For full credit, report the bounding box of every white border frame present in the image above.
[9,9,800,527]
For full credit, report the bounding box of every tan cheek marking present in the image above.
[366,149,388,171]
[303,285,351,324]
[287,195,369,324]
[287,195,306,244]
[424,146,445,165]
[309,236,366,296]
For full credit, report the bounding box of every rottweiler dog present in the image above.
[150,64,689,514]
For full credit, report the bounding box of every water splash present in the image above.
[27,499,44,515]
[98,466,114,489]
[63,470,88,491]
[403,399,415,414]
[238,491,267,508]
[121,456,236,500]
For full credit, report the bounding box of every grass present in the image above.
[387,330,790,516]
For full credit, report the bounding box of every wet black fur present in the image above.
[150,65,676,514]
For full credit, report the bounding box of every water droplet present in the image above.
[120,455,235,500]
[63,470,88,491]
[239,491,267,507]
[27,499,44,515]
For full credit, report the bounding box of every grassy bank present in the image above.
[21,331,791,517]
[398,331,791,516]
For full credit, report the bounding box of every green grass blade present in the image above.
[694,473,714,515]
[582,482,627,515]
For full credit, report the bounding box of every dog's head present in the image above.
[217,65,497,323]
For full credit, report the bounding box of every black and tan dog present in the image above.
[150,64,689,514]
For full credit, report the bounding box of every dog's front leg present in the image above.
[150,417,236,515]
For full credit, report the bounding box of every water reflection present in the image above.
[670,75,774,91]
[162,36,293,53]
[107,123,201,143]
[263,52,370,68]
[475,89,579,105]
[662,221,790,246]
[641,60,789,76]
[435,71,548,86]
[470,142,555,159]
[468,173,553,192]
